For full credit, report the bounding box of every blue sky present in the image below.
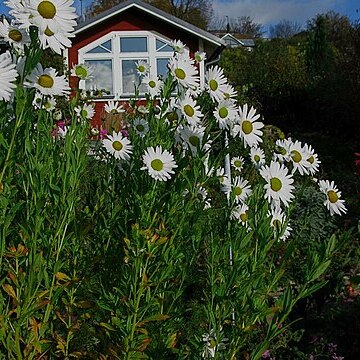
[1,0,359,30]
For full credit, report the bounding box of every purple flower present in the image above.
[121,129,129,138]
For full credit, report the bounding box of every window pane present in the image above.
[156,39,173,52]
[122,60,147,94]
[85,60,113,95]
[86,39,112,53]
[156,58,169,79]
[120,37,147,52]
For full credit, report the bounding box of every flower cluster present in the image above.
[85,40,347,242]
[5,0,77,55]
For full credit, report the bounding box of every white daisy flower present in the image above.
[216,167,231,194]
[102,131,133,161]
[274,138,292,162]
[0,18,30,51]
[268,207,292,241]
[205,65,228,103]
[318,180,347,216]
[163,98,181,123]
[288,140,311,175]
[260,161,295,208]
[25,64,70,96]
[303,143,321,175]
[169,55,200,90]
[141,146,177,181]
[11,0,77,34]
[38,26,74,54]
[104,100,124,114]
[214,99,238,130]
[230,203,249,226]
[169,39,186,54]
[0,51,18,102]
[250,147,266,167]
[133,118,149,137]
[70,63,94,80]
[4,0,31,27]
[222,83,237,100]
[231,156,245,172]
[194,51,206,63]
[75,103,95,120]
[58,126,69,138]
[186,83,204,99]
[202,328,227,359]
[32,92,56,111]
[32,92,43,109]
[178,124,205,155]
[142,74,163,97]
[177,93,203,126]
[136,105,148,115]
[135,60,150,76]
[232,104,264,148]
[231,176,252,204]
[184,185,211,209]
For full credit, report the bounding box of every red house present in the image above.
[66,0,224,126]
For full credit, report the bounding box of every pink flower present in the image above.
[100,129,108,139]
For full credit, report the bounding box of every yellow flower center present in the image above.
[240,212,248,222]
[110,109,118,114]
[242,120,253,134]
[270,177,282,192]
[184,105,194,117]
[234,187,242,196]
[44,26,54,36]
[44,101,52,109]
[112,141,123,151]
[209,79,218,91]
[166,111,178,122]
[189,135,200,147]
[8,29,22,42]
[327,190,338,203]
[80,109,88,118]
[151,159,163,171]
[148,80,156,88]
[291,150,302,163]
[136,124,145,132]
[137,65,145,73]
[75,66,88,78]
[234,160,242,168]
[219,107,228,119]
[38,74,54,88]
[307,155,314,164]
[175,68,186,80]
[37,1,57,19]
[254,155,260,163]
[273,219,282,230]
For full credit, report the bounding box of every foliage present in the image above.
[269,20,302,39]
[210,15,263,37]
[0,4,355,359]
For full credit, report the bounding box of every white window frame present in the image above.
[78,31,175,100]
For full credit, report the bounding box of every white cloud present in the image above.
[212,0,343,27]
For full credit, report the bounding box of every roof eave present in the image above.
[74,1,225,47]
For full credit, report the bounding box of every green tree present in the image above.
[306,14,334,74]
[269,19,302,38]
